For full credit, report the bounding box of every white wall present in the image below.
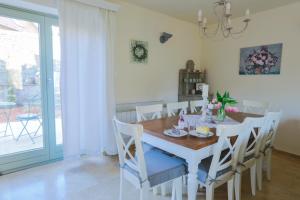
[203,2,300,155]
[24,0,203,104]
[22,0,299,155]
[110,0,202,104]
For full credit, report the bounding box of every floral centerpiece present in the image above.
[213,91,238,121]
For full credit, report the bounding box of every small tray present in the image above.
[163,129,188,138]
[189,130,214,138]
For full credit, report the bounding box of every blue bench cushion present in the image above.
[142,142,155,153]
[124,150,187,187]
[197,156,232,183]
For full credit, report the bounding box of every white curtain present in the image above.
[58,0,118,158]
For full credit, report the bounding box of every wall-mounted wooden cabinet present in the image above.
[178,69,206,102]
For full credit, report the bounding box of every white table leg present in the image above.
[187,159,199,200]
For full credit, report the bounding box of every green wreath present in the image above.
[132,43,148,62]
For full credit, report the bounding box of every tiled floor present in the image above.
[0,150,299,200]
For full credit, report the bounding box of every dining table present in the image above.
[140,112,262,200]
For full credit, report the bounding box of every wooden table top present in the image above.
[140,112,262,150]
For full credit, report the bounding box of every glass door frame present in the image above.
[45,17,63,159]
[0,5,62,173]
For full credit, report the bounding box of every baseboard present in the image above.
[273,148,300,159]
[0,157,63,176]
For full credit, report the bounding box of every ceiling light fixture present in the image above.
[198,0,251,38]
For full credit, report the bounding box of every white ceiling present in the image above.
[120,0,300,23]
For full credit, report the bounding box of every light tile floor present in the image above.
[0,151,299,200]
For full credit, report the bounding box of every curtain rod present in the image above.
[0,0,120,16]
[0,0,58,15]
[75,0,120,12]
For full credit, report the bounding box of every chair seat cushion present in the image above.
[124,150,187,187]
[142,142,155,153]
[197,156,232,183]
[16,113,40,120]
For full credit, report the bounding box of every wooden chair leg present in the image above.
[161,183,168,196]
[152,186,159,195]
[227,177,234,200]
[140,185,149,200]
[266,149,272,181]
[172,182,176,200]
[257,156,263,191]
[206,185,214,200]
[176,177,183,200]
[235,172,242,200]
[119,170,124,200]
[250,164,256,196]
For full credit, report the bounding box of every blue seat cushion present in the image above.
[142,142,173,156]
[197,156,232,183]
[124,150,187,187]
[142,142,155,153]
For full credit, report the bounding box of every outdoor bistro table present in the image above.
[140,112,262,200]
[0,101,17,139]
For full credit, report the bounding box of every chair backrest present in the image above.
[167,101,188,117]
[24,94,41,113]
[190,100,206,113]
[238,117,267,162]
[242,100,270,115]
[113,117,147,182]
[202,84,209,98]
[208,121,252,180]
[136,104,163,122]
[262,111,282,149]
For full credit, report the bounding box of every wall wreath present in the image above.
[130,40,148,64]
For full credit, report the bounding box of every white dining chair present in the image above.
[167,102,188,117]
[256,111,282,190]
[197,121,251,200]
[190,100,206,113]
[136,104,163,153]
[136,104,167,196]
[136,104,163,122]
[113,117,186,200]
[234,116,266,200]
[242,100,270,115]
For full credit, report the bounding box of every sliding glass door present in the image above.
[0,6,62,173]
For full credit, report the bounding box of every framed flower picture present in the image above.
[239,43,283,75]
[130,40,148,64]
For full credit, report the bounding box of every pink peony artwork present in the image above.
[239,43,282,75]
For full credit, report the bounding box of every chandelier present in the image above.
[197,0,251,38]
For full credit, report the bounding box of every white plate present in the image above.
[189,130,214,138]
[163,129,188,137]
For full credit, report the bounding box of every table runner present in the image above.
[183,114,240,129]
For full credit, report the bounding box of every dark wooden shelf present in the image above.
[178,69,206,102]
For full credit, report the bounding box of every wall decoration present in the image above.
[239,43,283,75]
[160,32,173,44]
[130,40,148,64]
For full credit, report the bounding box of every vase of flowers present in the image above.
[215,91,238,122]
